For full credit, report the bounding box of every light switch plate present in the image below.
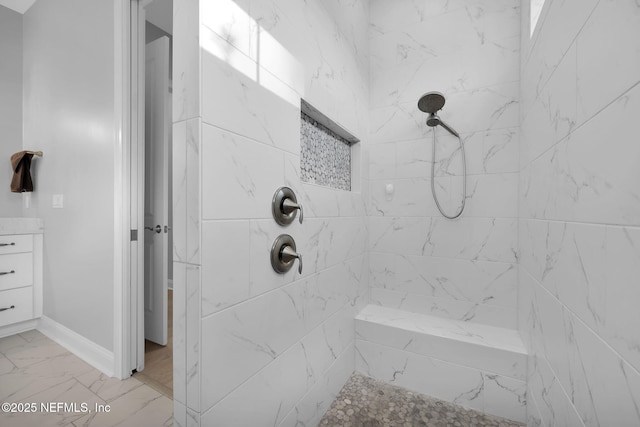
[52,194,64,209]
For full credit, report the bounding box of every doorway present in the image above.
[130,0,174,399]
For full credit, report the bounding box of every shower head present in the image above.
[417,91,446,114]
[426,113,440,127]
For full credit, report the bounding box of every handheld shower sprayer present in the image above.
[417,91,466,219]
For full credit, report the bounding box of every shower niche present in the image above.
[300,100,359,191]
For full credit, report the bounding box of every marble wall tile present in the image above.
[603,226,640,373]
[201,124,284,220]
[201,220,251,316]
[521,0,598,113]
[576,0,640,124]
[356,312,525,381]
[369,217,517,262]
[524,83,640,225]
[374,254,518,308]
[356,339,486,413]
[520,43,577,168]
[185,119,201,264]
[172,262,187,406]
[173,0,199,122]
[279,342,355,427]
[370,288,516,329]
[200,284,307,411]
[172,121,187,263]
[185,265,200,413]
[371,36,520,108]
[200,51,300,154]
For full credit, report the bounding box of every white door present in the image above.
[144,36,170,346]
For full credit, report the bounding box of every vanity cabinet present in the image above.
[0,219,43,337]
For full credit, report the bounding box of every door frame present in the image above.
[114,0,149,379]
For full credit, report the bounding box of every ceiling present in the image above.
[0,0,37,14]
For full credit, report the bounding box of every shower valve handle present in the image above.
[282,198,303,224]
[281,245,303,274]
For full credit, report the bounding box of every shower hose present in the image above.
[430,128,466,219]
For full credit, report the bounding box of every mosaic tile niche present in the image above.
[300,112,352,191]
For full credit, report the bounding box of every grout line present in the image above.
[521,217,640,230]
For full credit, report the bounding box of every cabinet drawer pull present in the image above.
[0,243,16,247]
[0,270,15,276]
[0,305,15,312]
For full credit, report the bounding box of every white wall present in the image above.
[22,0,115,351]
[368,0,520,328]
[519,0,640,425]
[172,0,369,425]
[0,5,23,217]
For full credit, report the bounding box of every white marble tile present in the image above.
[370,287,517,329]
[356,305,526,380]
[173,0,200,122]
[604,226,640,373]
[172,121,187,263]
[521,42,577,168]
[74,371,142,403]
[453,173,519,218]
[2,378,104,427]
[522,0,598,113]
[369,142,396,180]
[201,220,251,316]
[370,217,518,263]
[74,383,172,427]
[201,0,258,62]
[200,284,307,411]
[390,255,517,308]
[526,354,585,427]
[200,342,311,427]
[519,220,607,333]
[564,310,640,427]
[172,262,187,405]
[201,124,284,220]
[524,83,640,225]
[465,127,519,175]
[394,138,431,179]
[483,374,526,423]
[173,400,186,427]
[576,0,640,124]
[185,264,200,412]
[369,178,433,217]
[356,339,485,413]
[371,35,519,108]
[279,342,355,427]
[201,47,300,154]
[185,118,201,264]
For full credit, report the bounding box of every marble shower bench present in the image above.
[355,304,527,423]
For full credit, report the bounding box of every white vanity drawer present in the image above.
[0,286,33,327]
[0,253,33,292]
[0,234,33,255]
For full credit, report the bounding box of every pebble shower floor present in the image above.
[318,373,524,427]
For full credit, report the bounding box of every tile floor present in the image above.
[0,330,173,427]
[319,373,525,427]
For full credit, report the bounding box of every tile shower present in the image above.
[170,1,640,427]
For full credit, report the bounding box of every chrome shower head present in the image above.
[426,113,440,127]
[417,91,446,114]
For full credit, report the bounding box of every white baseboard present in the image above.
[37,315,114,377]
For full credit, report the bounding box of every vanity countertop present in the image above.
[0,218,44,235]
